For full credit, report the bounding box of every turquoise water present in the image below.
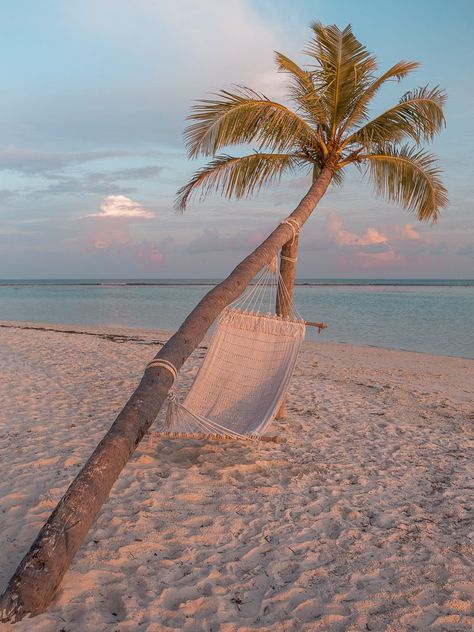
[1,279,473,359]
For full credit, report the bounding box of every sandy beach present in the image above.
[0,320,473,631]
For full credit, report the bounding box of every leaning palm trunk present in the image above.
[0,166,333,623]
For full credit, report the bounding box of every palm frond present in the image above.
[175,153,301,211]
[274,51,328,131]
[347,85,446,147]
[340,60,420,135]
[305,23,378,137]
[362,144,448,221]
[177,22,447,222]
[184,87,318,158]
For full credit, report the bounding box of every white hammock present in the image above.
[155,256,307,441]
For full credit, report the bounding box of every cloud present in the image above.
[32,165,163,197]
[87,195,155,219]
[105,166,163,180]
[0,145,163,201]
[35,176,136,197]
[391,223,448,257]
[394,224,422,241]
[322,212,448,271]
[84,238,164,269]
[0,145,131,175]
[132,242,164,267]
[326,212,388,246]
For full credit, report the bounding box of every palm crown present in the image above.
[176,23,447,221]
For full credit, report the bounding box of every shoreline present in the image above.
[1,318,473,362]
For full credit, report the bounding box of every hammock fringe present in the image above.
[147,431,283,443]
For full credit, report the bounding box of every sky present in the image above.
[1,0,473,279]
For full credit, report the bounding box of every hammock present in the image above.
[153,252,307,441]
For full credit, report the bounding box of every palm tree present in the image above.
[0,24,447,622]
[176,21,447,322]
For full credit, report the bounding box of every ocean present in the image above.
[1,279,473,359]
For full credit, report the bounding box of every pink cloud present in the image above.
[134,242,164,266]
[326,212,388,246]
[324,213,414,271]
[322,213,445,272]
[86,222,130,250]
[116,241,164,269]
[82,239,165,269]
[81,237,165,269]
[394,224,422,241]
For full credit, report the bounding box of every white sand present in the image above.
[0,320,473,631]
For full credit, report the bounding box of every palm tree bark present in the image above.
[0,164,334,623]
[275,234,299,418]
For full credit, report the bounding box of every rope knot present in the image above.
[280,217,300,245]
[146,358,178,383]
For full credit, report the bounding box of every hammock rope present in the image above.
[146,358,178,382]
[153,227,310,441]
